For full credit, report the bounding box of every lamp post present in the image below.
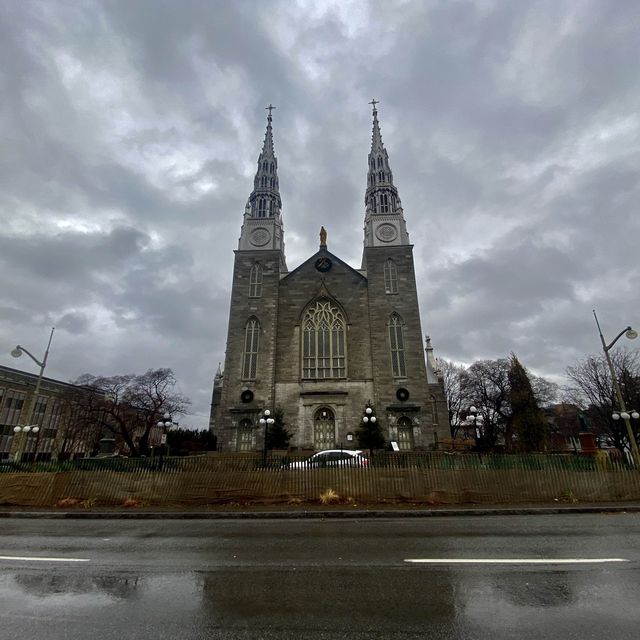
[466,406,485,448]
[10,327,55,462]
[12,425,40,463]
[361,403,378,458]
[593,310,640,466]
[156,412,173,471]
[259,409,275,467]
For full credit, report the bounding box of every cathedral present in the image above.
[210,103,448,451]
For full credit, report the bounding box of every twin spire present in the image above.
[244,101,406,248]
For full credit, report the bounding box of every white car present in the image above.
[287,449,369,469]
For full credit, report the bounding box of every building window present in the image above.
[302,299,346,379]
[384,259,398,294]
[380,193,389,213]
[32,395,48,426]
[257,198,267,217]
[389,313,407,378]
[0,390,26,425]
[242,318,260,380]
[237,419,254,451]
[249,264,262,297]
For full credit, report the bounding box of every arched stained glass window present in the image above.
[302,299,346,379]
[242,318,260,380]
[249,264,262,298]
[388,313,407,378]
[384,259,398,294]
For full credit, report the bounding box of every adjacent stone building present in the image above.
[210,104,448,451]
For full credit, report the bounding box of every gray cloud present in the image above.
[1,0,639,426]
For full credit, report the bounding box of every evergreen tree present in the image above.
[265,406,291,450]
[508,354,547,452]
[356,404,386,450]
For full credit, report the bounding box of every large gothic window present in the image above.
[388,313,407,378]
[242,318,260,380]
[249,264,262,298]
[302,299,346,379]
[384,259,398,294]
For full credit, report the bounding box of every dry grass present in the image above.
[319,489,341,504]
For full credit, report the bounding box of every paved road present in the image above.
[1,513,639,639]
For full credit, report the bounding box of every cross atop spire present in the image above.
[369,98,379,113]
[265,103,276,118]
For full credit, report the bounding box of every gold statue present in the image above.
[320,226,327,246]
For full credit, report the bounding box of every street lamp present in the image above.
[13,425,40,463]
[259,409,275,466]
[593,310,640,466]
[466,406,484,441]
[156,412,173,470]
[10,327,55,462]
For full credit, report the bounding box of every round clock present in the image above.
[376,223,398,242]
[315,256,332,272]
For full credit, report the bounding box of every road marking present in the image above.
[0,555,90,563]
[405,558,628,564]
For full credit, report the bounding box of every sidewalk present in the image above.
[2,502,640,519]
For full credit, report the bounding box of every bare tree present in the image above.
[565,349,640,454]
[439,360,470,438]
[66,368,191,457]
[459,357,558,451]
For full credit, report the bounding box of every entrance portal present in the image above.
[314,407,335,450]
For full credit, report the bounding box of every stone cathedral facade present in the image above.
[210,105,448,451]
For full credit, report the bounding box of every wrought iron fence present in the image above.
[0,452,638,508]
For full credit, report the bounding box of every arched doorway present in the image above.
[397,417,414,450]
[314,407,335,450]
[237,419,254,451]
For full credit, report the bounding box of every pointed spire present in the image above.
[425,336,442,384]
[247,105,282,219]
[369,99,384,154]
[365,99,402,215]
[237,105,287,265]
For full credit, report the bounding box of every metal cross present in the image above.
[369,98,379,110]
[265,104,276,117]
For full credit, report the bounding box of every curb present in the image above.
[2,505,640,519]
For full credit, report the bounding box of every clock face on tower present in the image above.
[315,256,332,272]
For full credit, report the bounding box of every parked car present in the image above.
[286,449,369,469]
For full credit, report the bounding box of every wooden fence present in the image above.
[1,452,639,507]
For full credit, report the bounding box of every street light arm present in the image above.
[593,310,633,352]
[604,326,634,353]
[12,345,45,368]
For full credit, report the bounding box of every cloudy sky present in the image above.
[1,0,639,427]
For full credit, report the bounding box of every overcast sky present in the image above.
[1,0,639,428]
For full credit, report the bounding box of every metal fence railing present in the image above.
[1,452,639,508]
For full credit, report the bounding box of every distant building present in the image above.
[210,104,448,451]
[0,364,92,461]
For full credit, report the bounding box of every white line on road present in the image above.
[0,555,90,563]
[405,558,628,564]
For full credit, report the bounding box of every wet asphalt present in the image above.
[1,513,639,639]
